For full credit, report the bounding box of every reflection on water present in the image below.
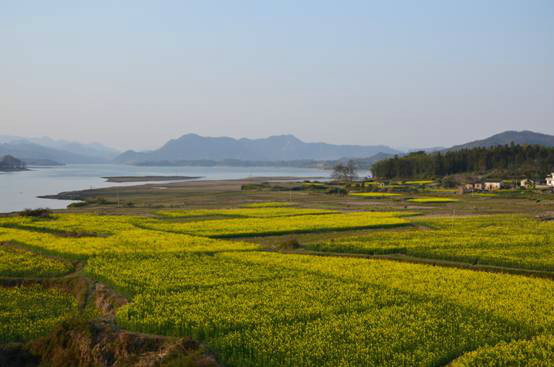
[0,164,328,213]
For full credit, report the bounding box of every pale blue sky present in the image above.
[1,1,553,150]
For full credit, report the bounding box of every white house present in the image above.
[484,182,503,191]
[464,183,475,191]
[520,179,535,189]
[547,173,554,187]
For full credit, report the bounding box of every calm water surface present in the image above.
[0,164,329,213]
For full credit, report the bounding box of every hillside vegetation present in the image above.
[372,144,554,179]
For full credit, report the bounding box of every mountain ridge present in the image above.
[114,133,401,163]
[0,135,120,161]
[1,130,552,166]
[0,142,108,164]
[447,130,554,151]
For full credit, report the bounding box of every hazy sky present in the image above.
[1,1,553,150]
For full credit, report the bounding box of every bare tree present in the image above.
[331,160,358,182]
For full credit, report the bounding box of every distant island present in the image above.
[102,175,202,183]
[0,155,27,171]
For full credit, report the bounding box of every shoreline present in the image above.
[38,176,327,201]
[102,175,202,183]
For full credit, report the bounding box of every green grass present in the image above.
[472,193,497,197]
[349,192,402,198]
[408,197,459,203]
[404,180,434,185]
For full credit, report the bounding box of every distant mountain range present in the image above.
[447,130,554,151]
[1,130,552,168]
[114,134,402,164]
[0,136,120,164]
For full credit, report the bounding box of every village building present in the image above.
[546,173,554,187]
[461,180,507,193]
[484,182,503,191]
[464,183,475,191]
[460,182,487,192]
[520,179,535,189]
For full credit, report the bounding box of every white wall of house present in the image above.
[484,182,502,191]
[520,179,534,188]
[547,173,554,187]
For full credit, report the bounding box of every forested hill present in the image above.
[447,130,554,151]
[372,145,554,179]
[0,155,26,171]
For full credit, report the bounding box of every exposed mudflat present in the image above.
[102,176,202,183]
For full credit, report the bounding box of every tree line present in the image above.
[372,144,554,179]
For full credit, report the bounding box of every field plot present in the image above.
[240,201,294,208]
[85,253,281,296]
[306,214,554,271]
[450,335,554,367]
[0,285,77,343]
[0,243,72,277]
[0,225,259,259]
[139,211,411,237]
[87,251,554,367]
[155,207,338,218]
[0,214,137,236]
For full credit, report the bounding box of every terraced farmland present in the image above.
[305,214,554,271]
[0,285,77,343]
[1,205,553,366]
[0,244,72,277]
[138,211,411,237]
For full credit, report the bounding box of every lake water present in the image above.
[0,164,329,213]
